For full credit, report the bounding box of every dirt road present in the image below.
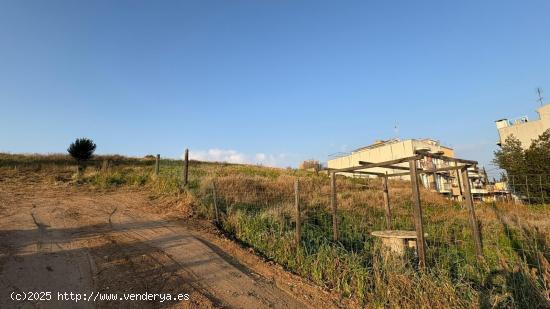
[0,174,309,308]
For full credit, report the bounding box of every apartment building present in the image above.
[495,103,550,149]
[327,139,458,196]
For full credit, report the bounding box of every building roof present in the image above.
[351,138,452,153]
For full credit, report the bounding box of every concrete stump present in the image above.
[371,230,420,258]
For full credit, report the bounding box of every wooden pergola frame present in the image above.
[327,151,483,268]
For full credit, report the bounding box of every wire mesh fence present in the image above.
[3,154,548,305]
[507,174,550,205]
[59,156,547,304]
[194,174,549,282]
[89,158,549,274]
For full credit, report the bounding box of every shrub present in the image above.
[67,138,96,162]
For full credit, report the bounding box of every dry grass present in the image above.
[2,153,549,308]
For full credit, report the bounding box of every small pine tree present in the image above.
[68,138,96,163]
[494,129,550,202]
[493,135,525,177]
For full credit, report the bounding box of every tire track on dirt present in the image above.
[108,207,306,308]
[1,200,95,309]
[1,177,309,308]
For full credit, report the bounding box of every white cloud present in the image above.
[255,153,266,161]
[188,149,247,164]
[186,149,289,167]
[254,152,288,167]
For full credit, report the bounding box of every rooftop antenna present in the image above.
[536,87,544,106]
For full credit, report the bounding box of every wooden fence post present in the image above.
[330,172,339,242]
[461,167,483,260]
[295,179,301,248]
[382,172,392,229]
[455,162,463,201]
[212,180,219,224]
[155,154,160,176]
[182,149,189,187]
[409,159,427,268]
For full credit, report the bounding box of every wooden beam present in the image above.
[455,162,463,200]
[385,171,412,178]
[418,151,478,165]
[461,167,483,260]
[358,161,410,171]
[326,169,384,176]
[353,171,385,176]
[385,164,470,178]
[332,155,421,173]
[409,159,427,269]
[421,165,471,174]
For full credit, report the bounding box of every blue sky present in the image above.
[1,1,549,176]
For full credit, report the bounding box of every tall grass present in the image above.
[2,153,549,308]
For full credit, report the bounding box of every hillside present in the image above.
[1,153,549,308]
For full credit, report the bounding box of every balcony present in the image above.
[471,188,488,195]
[439,183,452,192]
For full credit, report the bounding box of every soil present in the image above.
[0,171,349,309]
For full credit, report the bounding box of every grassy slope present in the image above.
[2,153,549,308]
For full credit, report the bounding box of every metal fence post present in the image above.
[212,180,219,224]
[155,154,160,176]
[295,179,301,248]
[382,172,392,229]
[330,172,339,242]
[182,149,189,187]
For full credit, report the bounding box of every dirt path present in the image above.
[0,175,308,308]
